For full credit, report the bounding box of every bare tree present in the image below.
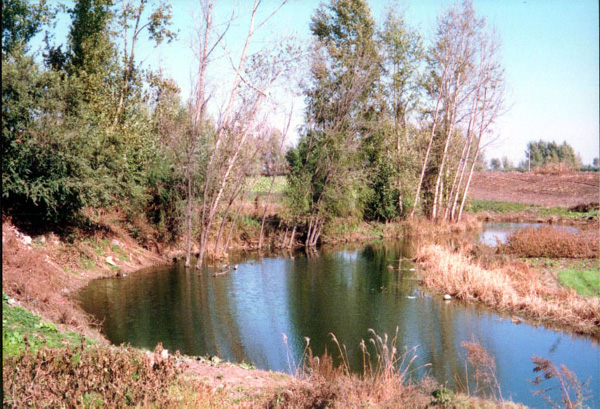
[258,109,293,250]
[183,0,230,267]
[189,0,290,267]
[411,0,504,222]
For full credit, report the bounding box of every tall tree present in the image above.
[411,0,504,221]
[287,0,381,245]
[190,0,292,266]
[112,0,176,128]
[523,140,580,170]
[2,0,53,55]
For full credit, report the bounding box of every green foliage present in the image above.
[362,126,400,221]
[2,0,182,236]
[467,200,530,214]
[286,0,383,239]
[431,386,455,405]
[2,298,91,357]
[2,50,86,224]
[523,140,581,170]
[558,269,600,297]
[2,0,54,55]
[490,158,501,171]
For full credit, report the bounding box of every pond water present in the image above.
[479,222,579,246]
[79,230,599,408]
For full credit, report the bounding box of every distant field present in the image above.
[468,171,599,207]
[247,176,287,203]
[245,172,600,210]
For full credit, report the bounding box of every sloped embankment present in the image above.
[416,244,600,335]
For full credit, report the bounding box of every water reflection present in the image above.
[79,239,599,408]
[479,222,579,246]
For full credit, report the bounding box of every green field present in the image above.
[468,199,598,219]
[558,269,600,297]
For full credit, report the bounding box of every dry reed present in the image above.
[416,245,600,335]
[462,338,503,402]
[500,226,598,258]
[274,331,432,408]
[530,357,591,409]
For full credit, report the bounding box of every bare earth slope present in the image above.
[468,171,599,207]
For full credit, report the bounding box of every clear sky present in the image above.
[40,0,600,165]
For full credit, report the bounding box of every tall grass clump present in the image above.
[461,338,503,402]
[500,226,598,258]
[416,245,600,335]
[274,330,431,408]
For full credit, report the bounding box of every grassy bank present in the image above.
[558,269,600,297]
[416,244,599,335]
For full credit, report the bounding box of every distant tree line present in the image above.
[488,140,593,172]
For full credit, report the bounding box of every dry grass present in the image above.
[500,226,598,258]
[404,215,483,238]
[271,331,435,408]
[533,162,576,175]
[530,357,592,409]
[2,218,167,339]
[416,244,600,335]
[462,339,503,402]
[3,343,221,408]
[268,330,524,409]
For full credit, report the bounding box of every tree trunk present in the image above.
[410,64,448,219]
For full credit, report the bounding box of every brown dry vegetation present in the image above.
[499,226,599,258]
[469,171,599,207]
[416,244,600,335]
[3,341,523,409]
[3,344,189,408]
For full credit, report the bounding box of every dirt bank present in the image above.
[2,217,171,340]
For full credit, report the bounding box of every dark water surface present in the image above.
[79,237,599,407]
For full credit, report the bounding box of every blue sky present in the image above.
[40,0,600,165]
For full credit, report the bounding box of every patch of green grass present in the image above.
[2,297,93,357]
[249,176,287,194]
[79,392,104,408]
[239,215,261,229]
[558,269,600,297]
[468,199,597,219]
[80,257,96,270]
[468,199,531,214]
[113,246,129,261]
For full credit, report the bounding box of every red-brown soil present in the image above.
[468,171,599,207]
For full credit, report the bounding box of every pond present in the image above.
[478,222,579,246]
[79,230,599,408]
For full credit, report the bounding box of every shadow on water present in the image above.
[78,231,599,408]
